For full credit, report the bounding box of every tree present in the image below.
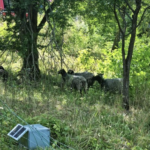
[82,0,150,110]
[1,0,80,80]
[113,0,150,110]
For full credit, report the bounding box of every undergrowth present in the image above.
[1,73,150,150]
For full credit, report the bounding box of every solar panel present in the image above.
[8,124,28,141]
[9,124,22,136]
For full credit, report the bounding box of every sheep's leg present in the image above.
[80,89,82,96]
[84,87,87,94]
[84,81,88,94]
[76,82,82,96]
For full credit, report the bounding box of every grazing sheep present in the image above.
[67,70,96,88]
[58,69,88,94]
[0,66,8,82]
[94,74,123,94]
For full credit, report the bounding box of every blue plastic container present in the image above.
[18,124,50,149]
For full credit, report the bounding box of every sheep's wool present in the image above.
[59,69,88,93]
[66,74,87,91]
[105,78,123,93]
[0,69,4,73]
[74,72,94,79]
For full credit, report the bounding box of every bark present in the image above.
[122,59,130,110]
[114,0,142,110]
[122,1,141,110]
[20,1,57,80]
[21,2,40,80]
[22,36,40,80]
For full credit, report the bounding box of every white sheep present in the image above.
[67,69,96,88]
[94,74,123,94]
[58,69,88,94]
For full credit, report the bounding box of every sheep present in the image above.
[94,74,123,94]
[58,69,88,94]
[0,66,8,82]
[67,69,96,88]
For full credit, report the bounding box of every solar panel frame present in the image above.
[7,124,28,141]
[9,124,22,136]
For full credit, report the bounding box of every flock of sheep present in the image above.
[0,66,123,94]
[58,69,123,94]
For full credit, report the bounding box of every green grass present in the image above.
[0,50,150,150]
[1,73,150,150]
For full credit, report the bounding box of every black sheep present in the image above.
[0,66,8,82]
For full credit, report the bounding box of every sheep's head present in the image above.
[0,66,5,75]
[0,66,8,82]
[68,70,74,74]
[94,74,104,85]
[98,74,104,78]
[58,69,66,75]
[0,66,4,70]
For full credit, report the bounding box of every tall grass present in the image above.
[0,52,150,150]
[1,71,150,150]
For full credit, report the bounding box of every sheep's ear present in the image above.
[68,70,74,74]
[0,66,4,70]
[98,73,103,77]
[58,69,63,74]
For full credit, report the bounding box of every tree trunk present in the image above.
[122,60,130,110]
[22,37,40,80]
[21,2,40,80]
[122,1,141,111]
[121,33,130,110]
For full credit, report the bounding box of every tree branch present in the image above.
[137,5,150,28]
[125,12,132,22]
[113,1,124,34]
[37,2,55,33]
[125,0,134,13]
